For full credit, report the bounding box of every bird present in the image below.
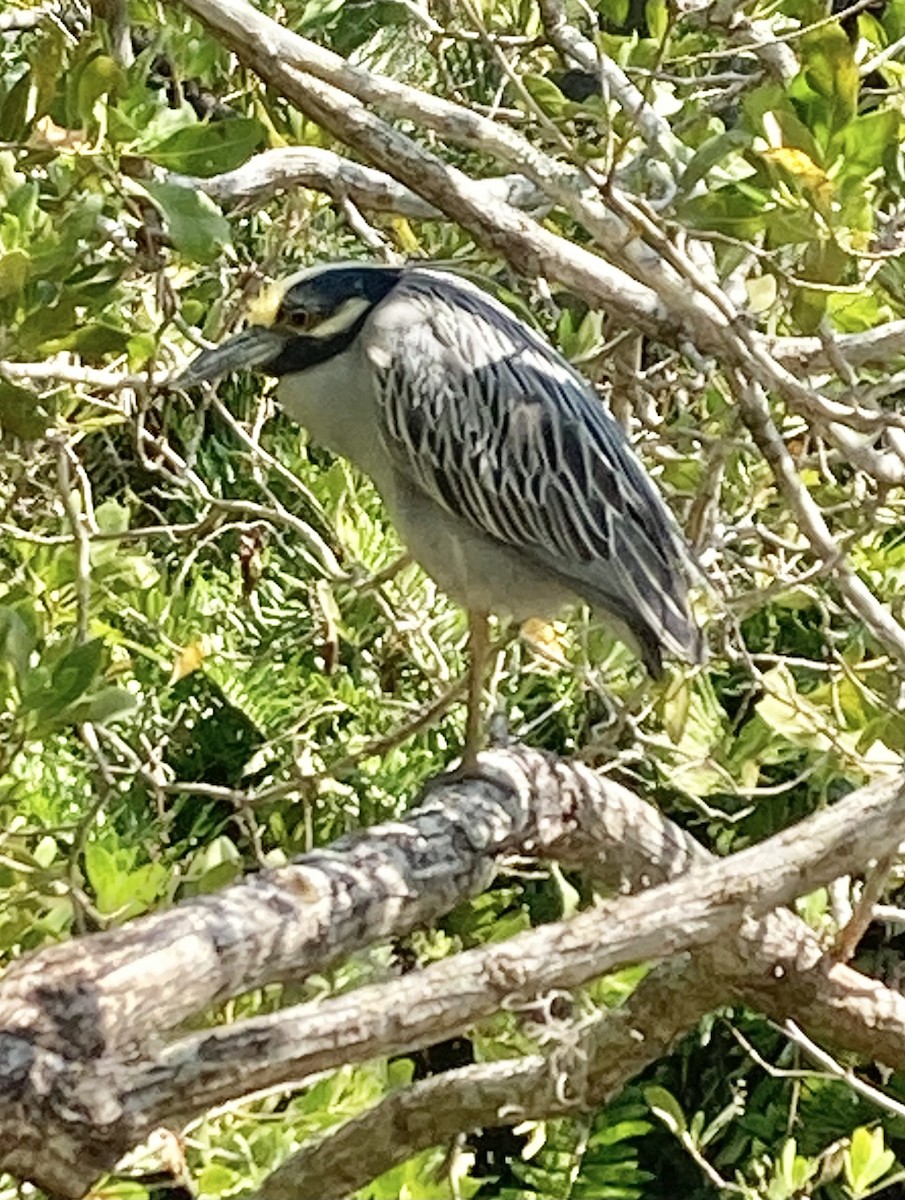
[175,262,702,766]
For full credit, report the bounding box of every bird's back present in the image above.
[362,268,701,674]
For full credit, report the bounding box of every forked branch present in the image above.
[2,748,905,1197]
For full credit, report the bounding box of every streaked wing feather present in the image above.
[366,270,699,664]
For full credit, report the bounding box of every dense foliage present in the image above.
[4,0,905,1196]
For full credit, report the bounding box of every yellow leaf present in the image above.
[746,274,778,314]
[391,216,422,255]
[520,618,568,667]
[29,116,89,152]
[170,640,206,683]
[761,146,833,203]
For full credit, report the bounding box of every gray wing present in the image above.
[364,269,701,673]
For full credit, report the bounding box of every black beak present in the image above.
[172,326,288,389]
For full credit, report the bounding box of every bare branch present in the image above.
[154,148,550,218]
[0,359,168,391]
[4,748,905,1195]
[536,0,685,165]
[685,0,799,83]
[770,321,905,372]
[175,0,905,486]
[732,372,905,663]
[254,952,721,1200]
[176,0,693,328]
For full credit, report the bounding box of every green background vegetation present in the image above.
[4,0,905,1195]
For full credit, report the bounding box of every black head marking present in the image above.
[278,264,403,325]
[263,264,403,377]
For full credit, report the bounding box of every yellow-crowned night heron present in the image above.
[176,263,702,763]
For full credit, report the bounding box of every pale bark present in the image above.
[3,748,905,1197]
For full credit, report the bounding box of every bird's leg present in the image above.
[462,610,490,771]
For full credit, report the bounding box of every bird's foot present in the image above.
[434,752,516,798]
[434,707,514,787]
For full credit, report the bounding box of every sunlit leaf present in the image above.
[170,640,207,683]
[845,1126,896,1195]
[0,249,30,300]
[644,1086,686,1135]
[143,117,265,176]
[142,180,231,262]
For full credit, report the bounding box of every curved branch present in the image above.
[175,0,905,483]
[176,0,698,329]
[255,952,720,1200]
[731,371,905,663]
[3,747,905,1195]
[153,147,550,218]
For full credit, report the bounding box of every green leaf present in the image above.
[29,27,66,123]
[679,129,751,196]
[127,331,157,369]
[645,0,668,42]
[182,836,243,894]
[84,841,169,918]
[767,1138,819,1200]
[7,180,39,228]
[143,117,265,177]
[196,1163,242,1196]
[95,499,131,535]
[79,686,136,724]
[845,1126,896,1195]
[522,73,569,118]
[836,109,900,180]
[755,665,832,750]
[0,605,36,684]
[142,181,231,263]
[297,0,346,32]
[794,26,859,139]
[601,0,631,25]
[0,248,30,300]
[0,378,53,440]
[75,53,126,118]
[43,322,131,361]
[644,1086,686,1134]
[28,639,105,719]
[0,72,35,141]
[827,289,885,333]
[83,842,119,910]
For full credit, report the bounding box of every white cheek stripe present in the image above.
[309,296,373,339]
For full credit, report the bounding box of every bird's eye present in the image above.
[285,308,317,332]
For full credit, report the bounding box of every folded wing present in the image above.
[366,269,701,674]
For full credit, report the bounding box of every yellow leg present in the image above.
[462,610,490,771]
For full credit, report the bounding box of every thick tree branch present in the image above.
[175,0,905,493]
[255,951,721,1200]
[0,755,540,1054]
[283,905,905,1200]
[3,747,905,1195]
[137,765,905,1111]
[257,805,905,1196]
[6,4,905,1198]
[176,0,700,329]
[769,321,905,372]
[157,147,549,218]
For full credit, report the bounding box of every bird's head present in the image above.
[174,263,403,388]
